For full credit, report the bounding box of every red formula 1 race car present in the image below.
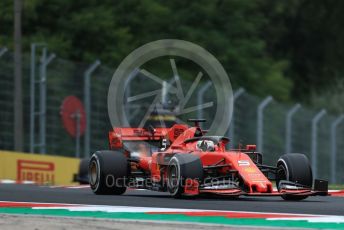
[88,119,328,200]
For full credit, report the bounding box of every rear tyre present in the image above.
[89,150,128,195]
[276,153,313,201]
[167,154,203,198]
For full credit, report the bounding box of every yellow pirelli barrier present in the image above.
[0,150,80,185]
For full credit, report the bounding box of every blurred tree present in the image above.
[1,0,344,105]
[262,0,344,102]
[310,79,344,114]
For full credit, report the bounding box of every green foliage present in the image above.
[1,0,344,105]
[310,79,344,114]
[261,0,344,102]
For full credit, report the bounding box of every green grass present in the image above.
[329,184,344,190]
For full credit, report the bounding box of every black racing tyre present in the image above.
[276,153,313,201]
[167,154,203,198]
[89,150,128,195]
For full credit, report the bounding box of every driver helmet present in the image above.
[196,140,215,152]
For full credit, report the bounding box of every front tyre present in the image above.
[89,150,128,195]
[167,154,203,198]
[276,153,313,201]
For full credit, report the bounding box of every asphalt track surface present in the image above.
[0,184,343,216]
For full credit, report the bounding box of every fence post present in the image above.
[124,68,140,122]
[285,103,301,153]
[30,43,45,153]
[330,114,344,183]
[124,68,140,103]
[39,49,56,154]
[30,44,36,153]
[257,96,273,152]
[228,88,245,145]
[84,60,101,158]
[197,81,212,125]
[311,109,326,179]
[0,47,8,57]
[75,110,81,158]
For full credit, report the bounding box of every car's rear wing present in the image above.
[108,124,189,150]
[108,127,168,149]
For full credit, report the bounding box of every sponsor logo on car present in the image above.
[244,167,257,173]
[238,160,250,166]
